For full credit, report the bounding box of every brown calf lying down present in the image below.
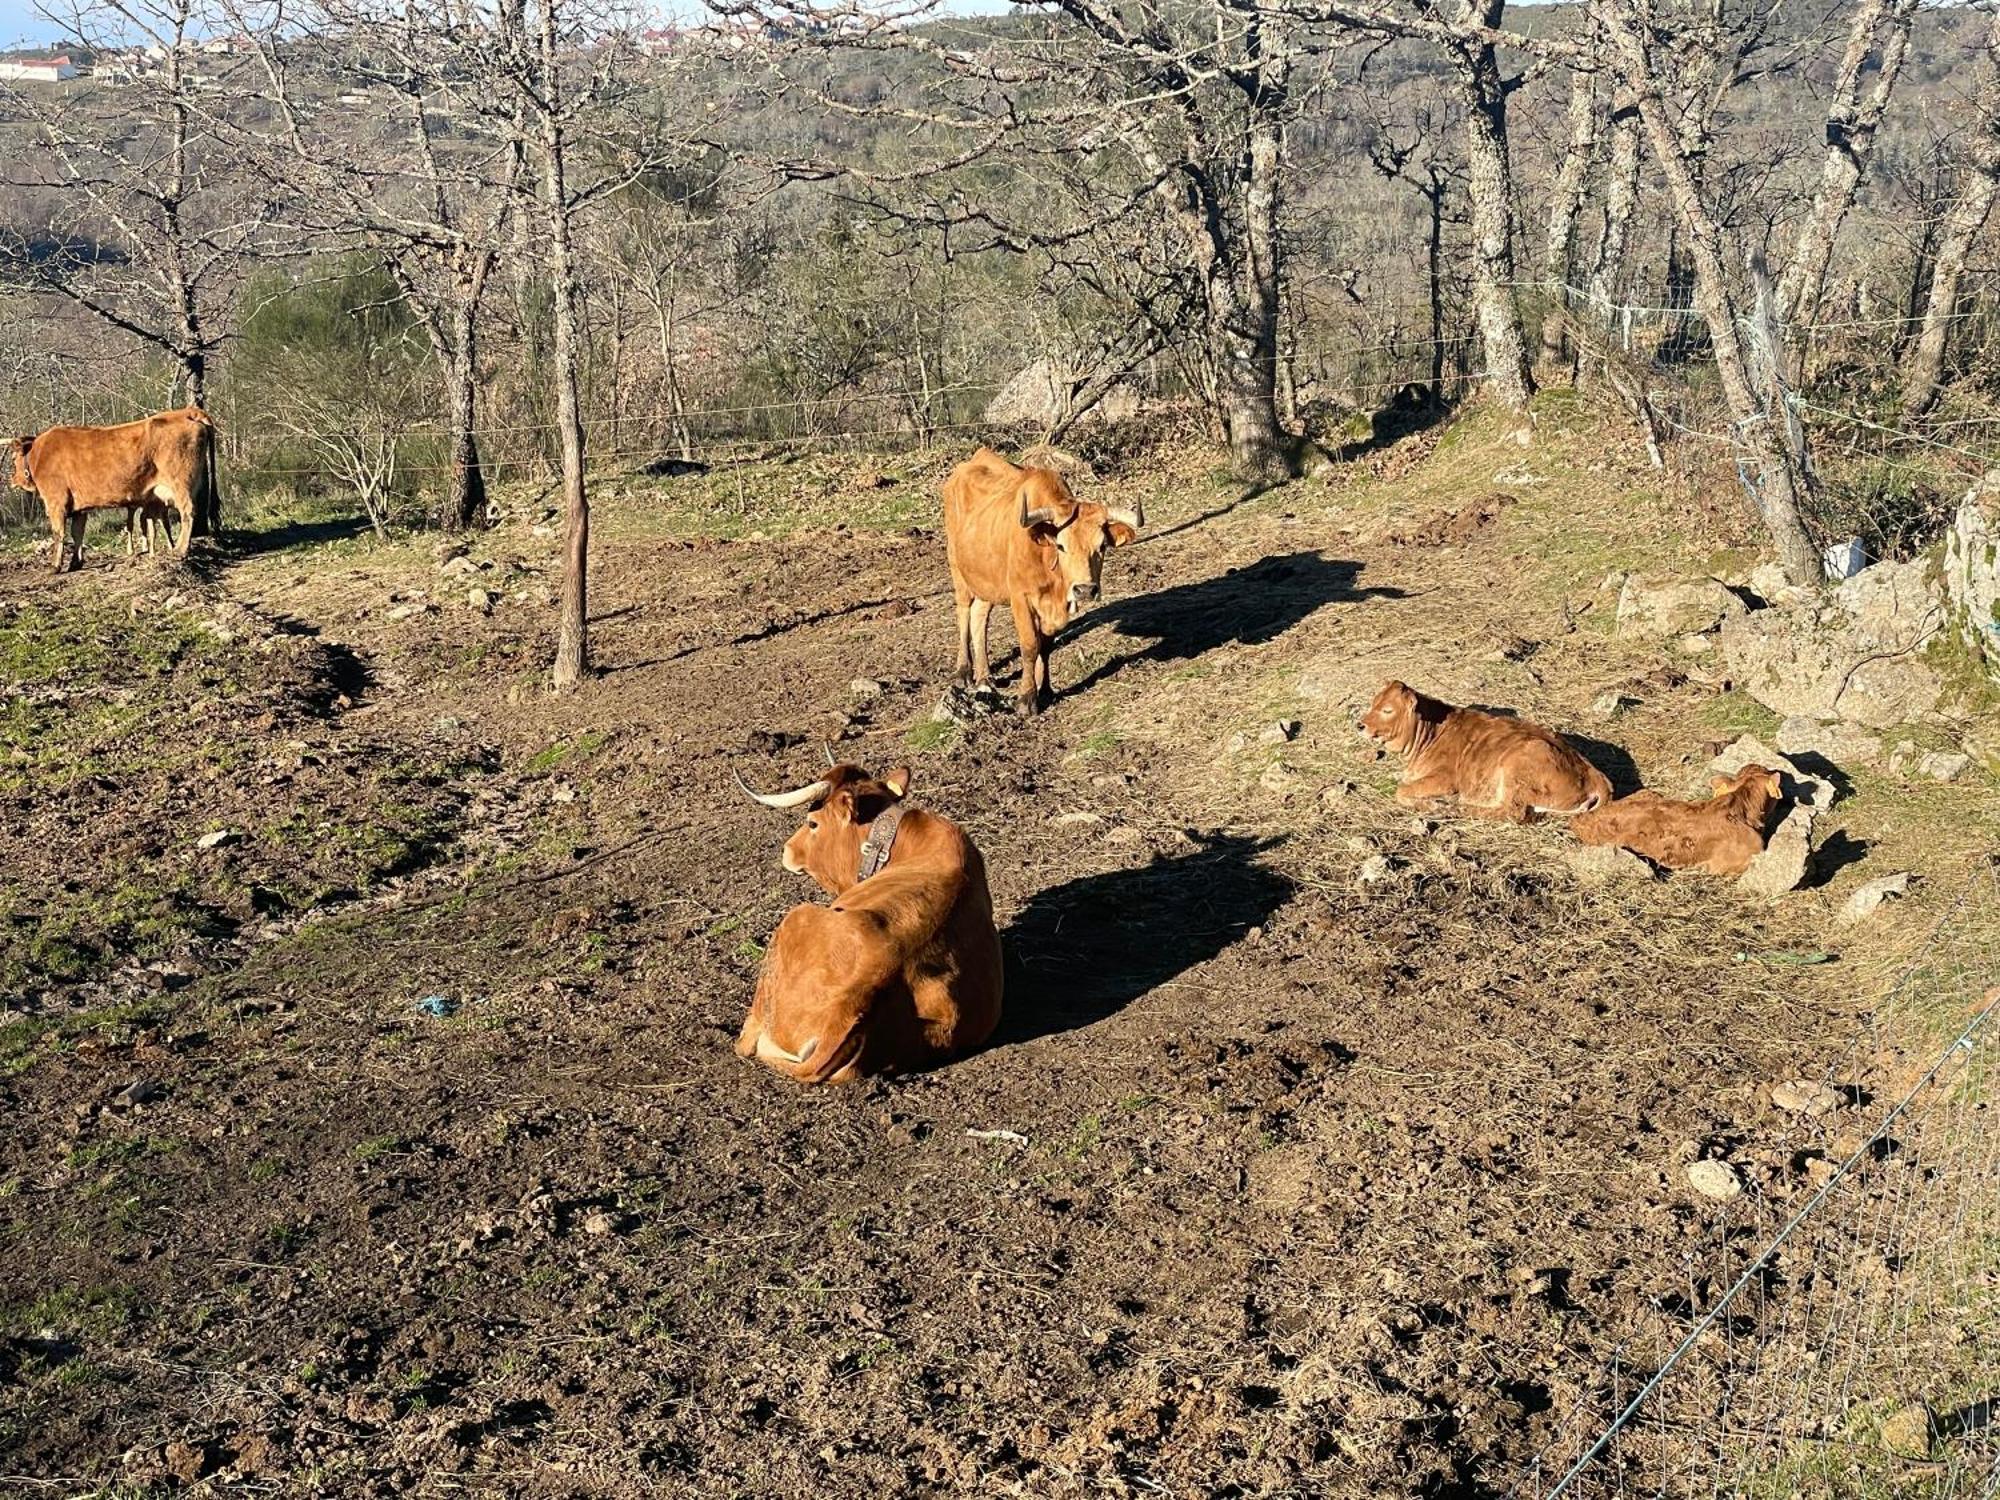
[1570,765,1784,876]
[735,763,1002,1084]
[10,407,215,571]
[1358,679,1611,822]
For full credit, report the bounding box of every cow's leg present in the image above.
[968,599,995,686]
[1394,771,1459,806]
[952,575,974,682]
[64,512,86,572]
[124,508,139,557]
[168,490,195,557]
[47,509,66,573]
[1009,598,1043,714]
[1032,634,1052,708]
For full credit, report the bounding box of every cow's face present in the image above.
[8,437,31,491]
[1018,471,1141,621]
[1358,679,1421,751]
[778,764,912,895]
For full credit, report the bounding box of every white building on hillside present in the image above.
[0,55,78,83]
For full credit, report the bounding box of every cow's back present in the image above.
[943,448,1029,599]
[28,410,209,505]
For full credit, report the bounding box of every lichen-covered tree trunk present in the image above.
[1453,0,1533,411]
[1604,2,1821,584]
[1540,41,1597,367]
[1778,0,1918,377]
[1589,100,1641,307]
[1904,7,2000,420]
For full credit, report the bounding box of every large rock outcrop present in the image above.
[1941,469,2000,689]
[1719,558,1942,729]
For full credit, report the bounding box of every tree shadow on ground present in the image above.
[218,513,375,559]
[992,833,1291,1046]
[1068,552,1402,695]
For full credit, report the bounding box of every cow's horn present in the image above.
[734,770,832,810]
[1018,492,1061,528]
[1106,501,1143,530]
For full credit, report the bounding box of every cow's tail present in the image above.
[186,408,219,536]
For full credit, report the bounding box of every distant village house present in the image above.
[0,54,78,83]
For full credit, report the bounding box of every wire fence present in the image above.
[1513,861,2000,1500]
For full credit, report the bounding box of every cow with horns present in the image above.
[942,446,1142,714]
[734,759,1002,1084]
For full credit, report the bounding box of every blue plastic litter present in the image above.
[415,994,459,1017]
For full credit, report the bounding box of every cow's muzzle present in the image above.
[1067,582,1100,614]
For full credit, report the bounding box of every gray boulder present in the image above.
[1776,716,1883,766]
[1710,734,1835,811]
[1616,575,1748,640]
[1941,470,2000,687]
[1737,805,1816,897]
[1719,559,1942,728]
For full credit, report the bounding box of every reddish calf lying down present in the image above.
[1570,765,1784,876]
[736,763,1002,1084]
[1359,679,1611,822]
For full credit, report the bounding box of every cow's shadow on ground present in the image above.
[1067,552,1401,694]
[992,833,1291,1046]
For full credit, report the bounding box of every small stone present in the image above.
[1676,633,1714,655]
[1259,762,1301,796]
[467,587,495,612]
[849,678,885,699]
[581,1211,618,1237]
[1917,750,1970,783]
[1776,716,1883,765]
[1259,720,1301,746]
[115,1078,164,1107]
[1589,692,1637,721]
[1838,872,1911,925]
[1803,1156,1838,1188]
[439,554,479,576]
[1565,844,1656,883]
[1319,780,1357,805]
[1888,739,1919,773]
[1226,731,1249,753]
[1878,1404,1935,1460]
[1737,805,1815,896]
[1685,1159,1742,1200]
[1356,854,1394,887]
[1051,811,1104,827]
[196,829,240,850]
[1771,1079,1843,1115]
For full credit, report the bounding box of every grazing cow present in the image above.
[10,407,216,572]
[942,447,1141,713]
[1570,765,1783,876]
[1358,678,1611,823]
[735,762,1002,1084]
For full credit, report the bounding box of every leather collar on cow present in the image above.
[857,802,906,882]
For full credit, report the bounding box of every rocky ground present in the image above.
[2,393,1995,1497]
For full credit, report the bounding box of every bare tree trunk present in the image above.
[539,3,591,691]
[1541,36,1597,367]
[1451,0,1533,411]
[1778,0,1918,377]
[1426,169,1446,391]
[1904,8,2000,420]
[445,310,488,532]
[1219,54,1299,484]
[1604,1,1820,584]
[1590,97,1641,307]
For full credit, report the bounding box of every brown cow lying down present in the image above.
[1358,679,1611,822]
[1570,765,1784,876]
[943,446,1141,713]
[10,407,215,572]
[735,763,1002,1084]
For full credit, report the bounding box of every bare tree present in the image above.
[0,0,271,535]
[1539,12,1598,368]
[1600,0,1822,583]
[1776,0,1920,376]
[1441,0,1532,409]
[1903,5,2000,420]
[234,2,525,532]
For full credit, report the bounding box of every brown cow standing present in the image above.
[735,763,1002,1084]
[10,407,216,572]
[1570,764,1784,876]
[942,447,1141,713]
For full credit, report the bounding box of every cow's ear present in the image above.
[1107,521,1138,548]
[1710,773,1735,796]
[1765,772,1783,798]
[881,767,911,799]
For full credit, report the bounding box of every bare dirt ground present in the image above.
[3,394,1994,1497]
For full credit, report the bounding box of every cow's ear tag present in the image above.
[882,768,912,799]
